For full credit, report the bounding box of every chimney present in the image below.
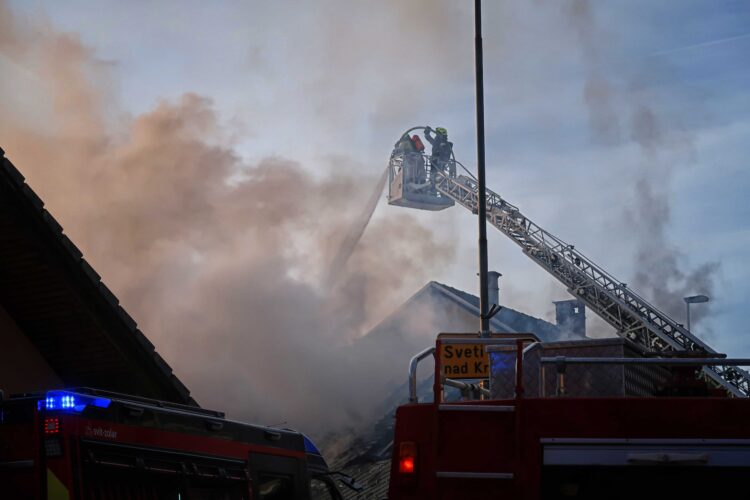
[488,271,501,306]
[553,299,586,338]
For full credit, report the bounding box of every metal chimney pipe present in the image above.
[488,271,501,307]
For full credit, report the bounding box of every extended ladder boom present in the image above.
[430,169,750,397]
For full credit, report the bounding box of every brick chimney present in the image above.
[553,299,586,338]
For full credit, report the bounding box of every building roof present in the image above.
[430,281,563,340]
[0,147,194,405]
[366,280,564,342]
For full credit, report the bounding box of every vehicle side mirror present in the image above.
[329,471,364,492]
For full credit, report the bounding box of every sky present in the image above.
[2,0,749,431]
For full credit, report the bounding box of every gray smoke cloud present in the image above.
[0,0,455,434]
[626,104,718,327]
[567,0,719,330]
[566,0,622,146]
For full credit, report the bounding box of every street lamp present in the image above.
[684,295,710,332]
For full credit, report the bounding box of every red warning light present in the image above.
[398,441,417,475]
[399,456,415,474]
[44,417,60,435]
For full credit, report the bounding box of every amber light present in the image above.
[399,441,417,475]
[44,417,60,435]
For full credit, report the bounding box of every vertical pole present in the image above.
[475,0,490,336]
[434,340,442,404]
[515,339,525,399]
[686,303,692,332]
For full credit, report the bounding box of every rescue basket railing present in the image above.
[388,126,466,198]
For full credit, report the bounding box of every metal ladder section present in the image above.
[432,170,750,397]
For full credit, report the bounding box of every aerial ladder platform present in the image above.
[387,126,750,397]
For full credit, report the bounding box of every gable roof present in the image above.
[0,147,194,405]
[366,280,564,342]
[430,282,563,340]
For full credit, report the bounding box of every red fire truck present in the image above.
[0,388,360,499]
[388,334,750,499]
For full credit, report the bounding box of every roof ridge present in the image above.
[431,280,559,330]
[0,148,195,406]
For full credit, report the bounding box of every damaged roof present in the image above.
[0,147,195,405]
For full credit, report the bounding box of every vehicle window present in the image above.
[258,473,294,499]
[310,477,337,500]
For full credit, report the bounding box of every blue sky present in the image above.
[4,1,749,359]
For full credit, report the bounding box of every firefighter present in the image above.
[394,133,415,154]
[424,126,454,179]
[394,133,426,185]
[410,134,427,184]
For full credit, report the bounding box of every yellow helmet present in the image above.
[436,127,448,136]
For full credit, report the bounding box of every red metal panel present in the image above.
[390,397,750,499]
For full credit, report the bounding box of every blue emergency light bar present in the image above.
[38,390,111,412]
[303,435,322,456]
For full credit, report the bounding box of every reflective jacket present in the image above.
[424,129,453,165]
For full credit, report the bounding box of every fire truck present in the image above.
[386,129,750,499]
[0,388,360,499]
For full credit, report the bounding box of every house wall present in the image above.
[0,305,63,395]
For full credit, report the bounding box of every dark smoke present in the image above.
[629,177,720,324]
[567,0,719,329]
[627,109,718,327]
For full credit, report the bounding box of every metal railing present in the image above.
[408,346,436,403]
[443,378,491,399]
[539,357,750,397]
[407,338,531,404]
[408,342,750,403]
[540,357,750,367]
